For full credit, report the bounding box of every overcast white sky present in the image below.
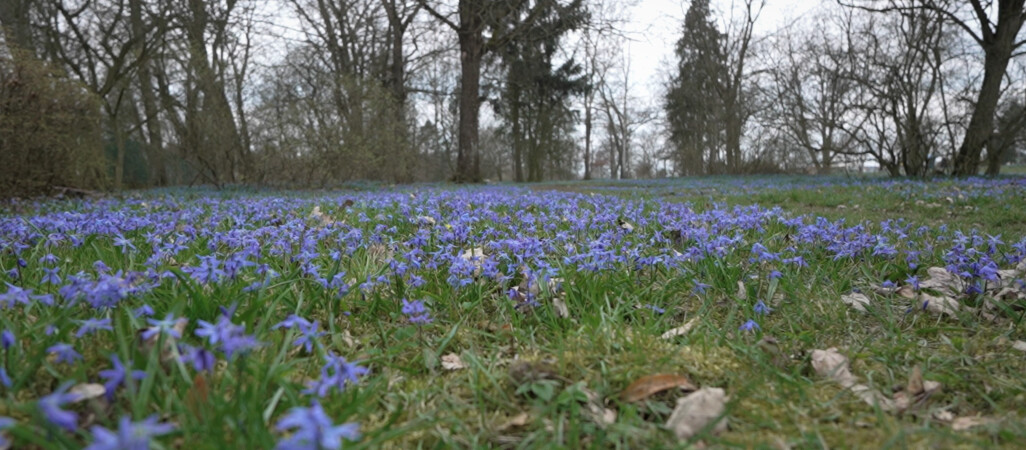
[622,0,823,101]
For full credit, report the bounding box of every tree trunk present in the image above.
[455,18,483,183]
[583,94,592,180]
[952,4,1023,176]
[130,0,167,186]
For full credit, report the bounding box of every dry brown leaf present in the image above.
[1013,340,1026,352]
[552,297,570,318]
[441,353,468,371]
[69,383,106,403]
[896,285,916,299]
[186,373,209,418]
[952,416,993,431]
[661,318,699,340]
[579,383,616,427]
[496,413,531,432]
[620,374,697,402]
[736,281,747,300]
[840,293,871,312]
[920,293,960,316]
[811,348,895,411]
[907,366,924,396]
[919,267,963,297]
[665,387,729,440]
[309,206,334,227]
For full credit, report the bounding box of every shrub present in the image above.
[0,48,107,198]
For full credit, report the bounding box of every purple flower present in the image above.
[401,299,432,324]
[905,275,920,291]
[84,415,175,450]
[41,266,62,285]
[274,401,359,450]
[643,304,666,314]
[1,329,13,350]
[0,416,14,448]
[0,367,10,388]
[179,344,216,372]
[739,319,760,332]
[195,315,260,359]
[304,352,368,398]
[98,354,146,401]
[754,300,772,316]
[75,318,113,338]
[141,313,182,340]
[112,234,136,253]
[47,343,83,365]
[38,382,79,431]
[133,304,155,318]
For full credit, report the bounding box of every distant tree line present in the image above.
[2,0,1025,196]
[665,0,1026,176]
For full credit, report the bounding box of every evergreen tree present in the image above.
[664,0,726,175]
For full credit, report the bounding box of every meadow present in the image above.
[1,175,1025,449]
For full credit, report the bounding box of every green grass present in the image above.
[1,177,1025,448]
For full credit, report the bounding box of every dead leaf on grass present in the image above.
[665,387,729,440]
[579,383,617,427]
[309,206,335,227]
[952,416,993,431]
[620,374,697,402]
[69,383,106,403]
[551,297,569,318]
[1013,340,1026,352]
[441,353,468,371]
[811,348,894,411]
[920,292,960,316]
[840,292,871,312]
[496,412,531,432]
[736,281,746,300]
[919,267,964,297]
[661,318,698,340]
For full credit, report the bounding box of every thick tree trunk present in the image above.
[455,22,483,183]
[953,3,1023,176]
[130,0,167,186]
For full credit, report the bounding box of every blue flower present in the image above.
[401,299,432,324]
[98,354,146,401]
[1,329,13,350]
[39,382,79,431]
[84,415,175,450]
[0,367,10,388]
[754,300,772,316]
[274,401,359,450]
[142,313,182,340]
[47,343,83,365]
[195,315,261,359]
[179,344,216,373]
[304,352,368,398]
[739,319,760,332]
[75,318,113,338]
[0,416,14,448]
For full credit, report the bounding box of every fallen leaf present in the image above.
[920,293,960,316]
[896,285,916,299]
[69,383,106,403]
[906,366,924,396]
[579,383,616,427]
[661,318,698,340]
[309,206,334,227]
[551,297,570,318]
[186,373,209,418]
[919,267,963,297]
[620,374,697,402]
[618,219,634,232]
[496,412,531,432]
[840,293,871,312]
[932,410,955,422]
[441,353,467,371]
[736,280,747,300]
[1013,341,1026,352]
[952,416,992,431]
[665,387,729,440]
[811,348,894,411]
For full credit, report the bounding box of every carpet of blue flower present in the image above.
[2,177,1026,448]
